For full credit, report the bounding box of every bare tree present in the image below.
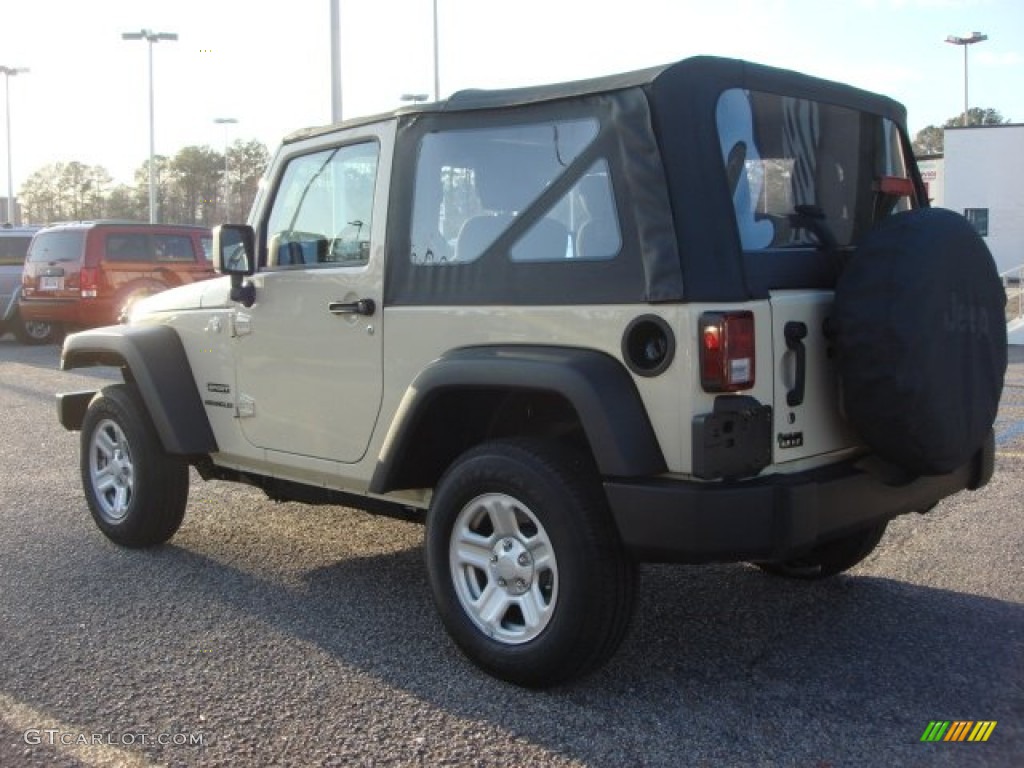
[105,184,145,220]
[226,139,271,222]
[17,138,270,226]
[19,164,62,224]
[170,145,223,225]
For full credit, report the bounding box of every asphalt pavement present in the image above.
[1,337,1021,767]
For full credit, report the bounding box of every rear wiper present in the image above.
[789,204,838,252]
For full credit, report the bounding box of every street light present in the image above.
[400,93,429,104]
[945,32,988,127]
[0,65,28,225]
[432,0,440,101]
[330,0,342,122]
[122,29,178,223]
[213,117,238,221]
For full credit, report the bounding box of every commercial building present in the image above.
[929,124,1024,276]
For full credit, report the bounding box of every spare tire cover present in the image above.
[835,207,1007,475]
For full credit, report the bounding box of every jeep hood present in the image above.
[132,277,233,317]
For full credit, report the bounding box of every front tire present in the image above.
[425,439,635,687]
[80,384,189,547]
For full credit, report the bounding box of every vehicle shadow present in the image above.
[0,336,120,379]
[127,527,1021,766]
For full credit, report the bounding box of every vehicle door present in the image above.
[0,233,33,316]
[102,231,159,293]
[717,88,914,464]
[232,123,392,463]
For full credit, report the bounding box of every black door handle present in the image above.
[785,321,808,407]
[328,298,376,316]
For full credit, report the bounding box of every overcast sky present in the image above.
[1,0,1022,188]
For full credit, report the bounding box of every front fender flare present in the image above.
[371,345,666,494]
[60,324,217,455]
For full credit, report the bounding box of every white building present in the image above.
[941,124,1024,276]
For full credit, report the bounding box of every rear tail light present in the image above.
[699,311,755,392]
[80,267,99,298]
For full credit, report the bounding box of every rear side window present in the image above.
[0,236,32,266]
[105,233,151,262]
[410,118,619,265]
[716,88,913,251]
[153,235,196,262]
[27,231,85,263]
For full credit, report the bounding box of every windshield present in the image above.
[27,231,85,263]
[717,88,913,250]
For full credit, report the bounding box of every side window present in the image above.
[153,235,196,262]
[410,118,603,265]
[509,159,621,262]
[0,236,31,266]
[105,233,151,262]
[266,141,379,268]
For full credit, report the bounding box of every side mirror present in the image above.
[212,225,256,307]
[212,224,256,276]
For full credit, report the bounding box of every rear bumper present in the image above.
[605,431,995,563]
[19,297,114,327]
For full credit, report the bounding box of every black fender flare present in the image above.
[60,324,217,455]
[370,345,667,494]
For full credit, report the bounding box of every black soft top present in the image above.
[288,56,906,142]
[449,56,905,124]
[294,57,916,305]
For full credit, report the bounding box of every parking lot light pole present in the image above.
[122,29,178,223]
[945,32,988,127]
[330,0,342,122]
[213,117,238,221]
[433,0,440,101]
[1,65,29,225]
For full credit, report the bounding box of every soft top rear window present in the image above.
[27,231,85,263]
[716,88,913,251]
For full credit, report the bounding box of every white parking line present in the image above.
[0,692,162,768]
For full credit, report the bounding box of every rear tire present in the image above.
[756,521,888,580]
[80,384,189,547]
[425,439,636,687]
[12,309,61,345]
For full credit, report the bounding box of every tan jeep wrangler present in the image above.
[57,56,1007,687]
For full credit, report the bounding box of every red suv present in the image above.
[20,221,214,333]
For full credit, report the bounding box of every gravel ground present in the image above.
[0,338,1021,767]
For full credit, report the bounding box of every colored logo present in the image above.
[921,721,997,742]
